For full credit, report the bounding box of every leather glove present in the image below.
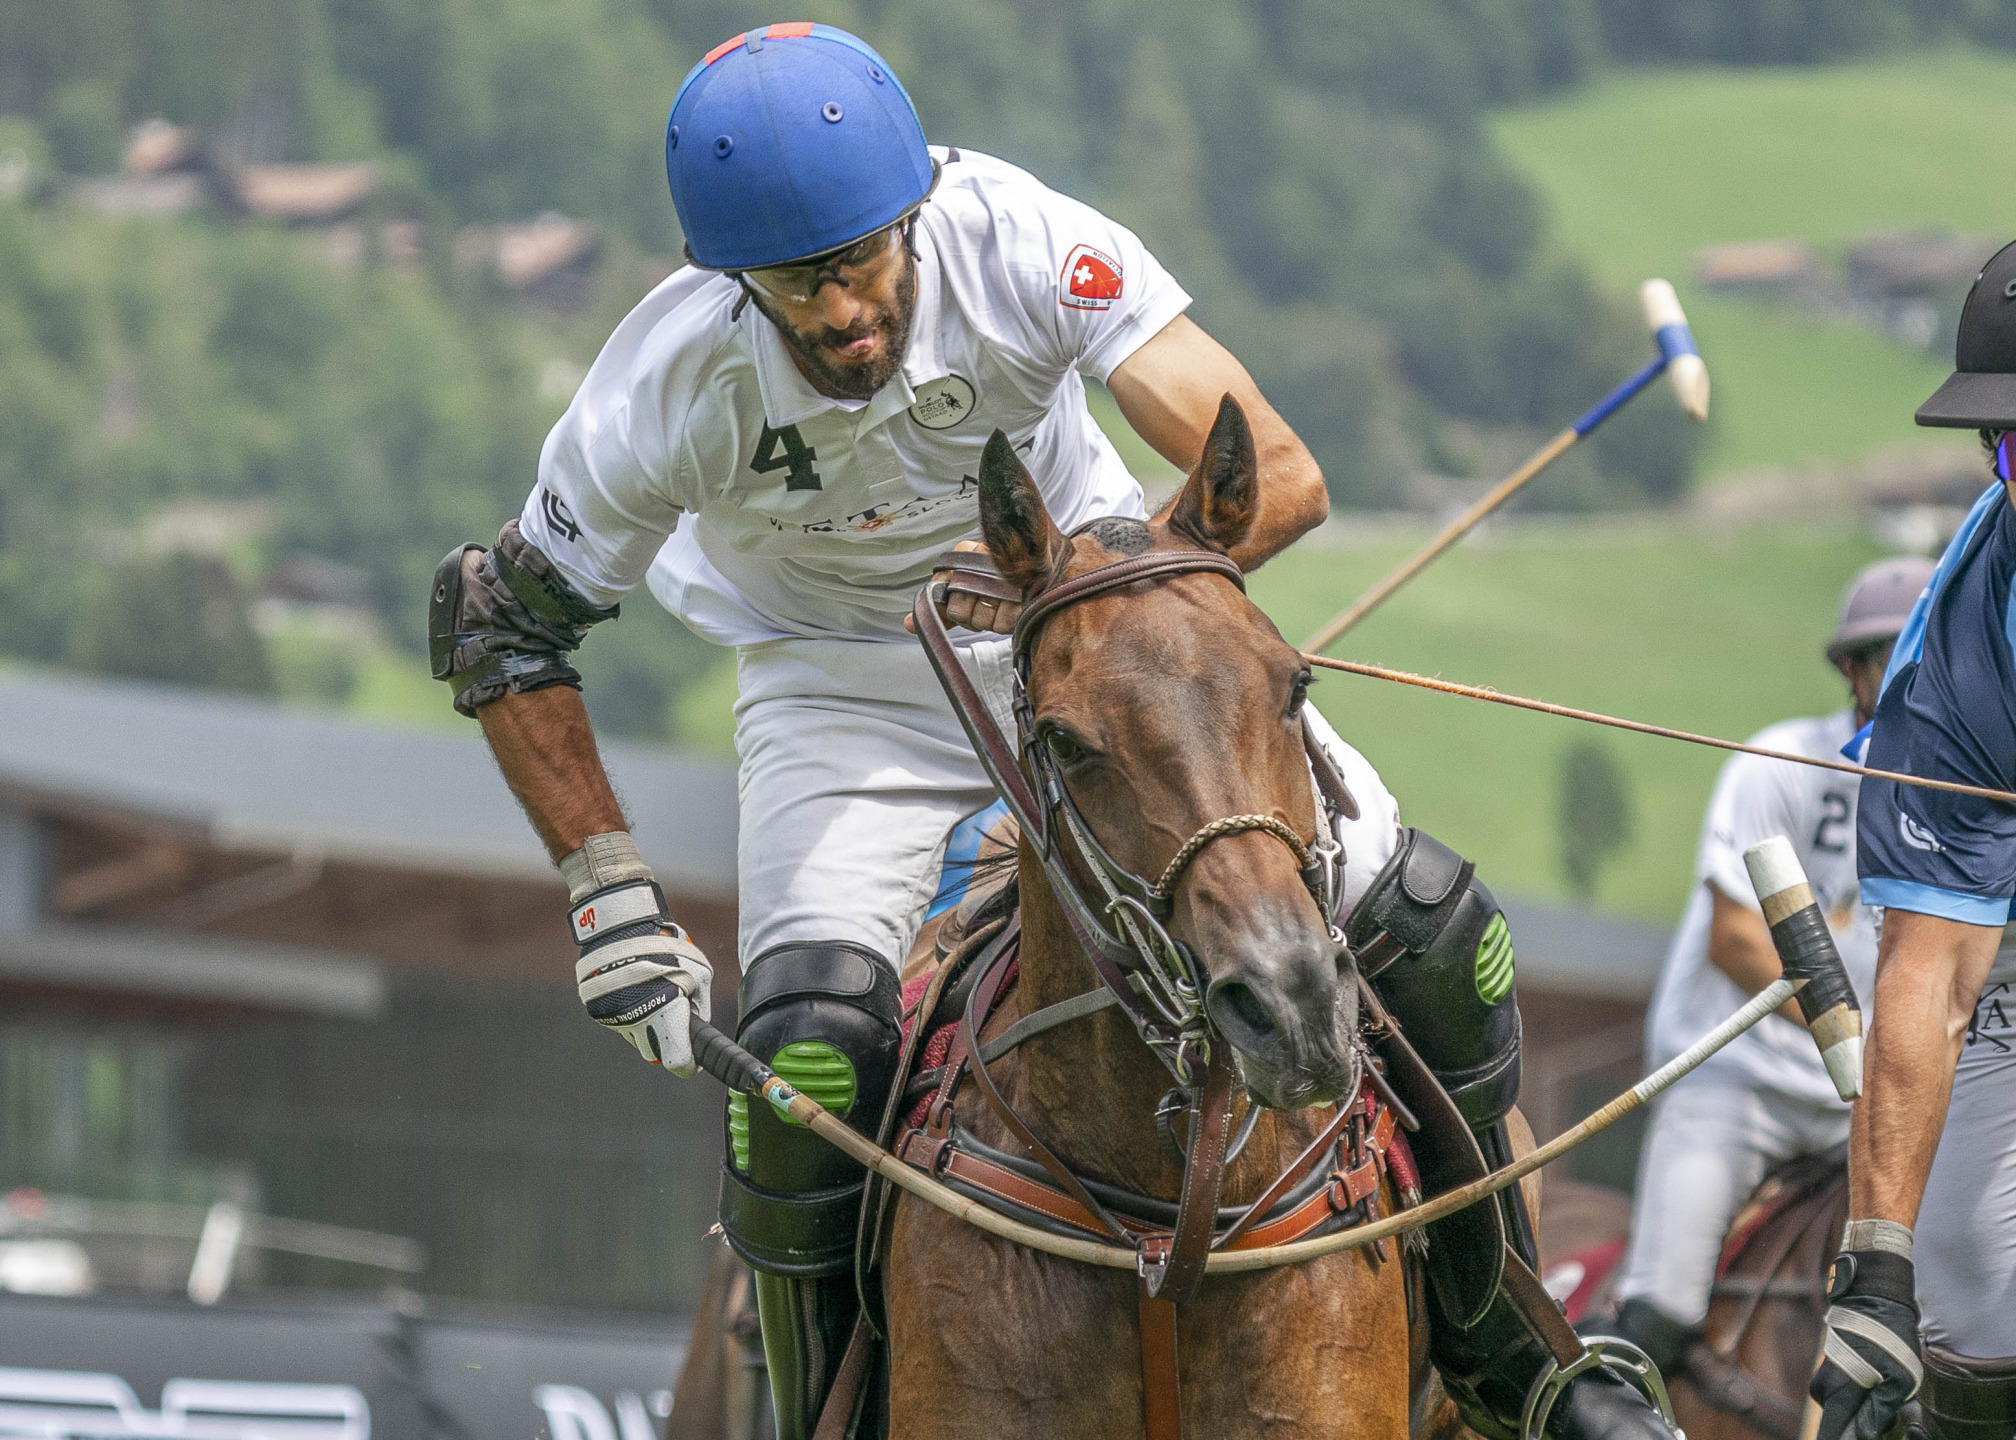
[564,832,713,1075]
[1812,1221,1922,1440]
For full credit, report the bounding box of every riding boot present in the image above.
[717,943,903,1440]
[1424,1122,1682,1440]
[752,1271,879,1439]
[1916,1346,2016,1440]
[1601,1297,1699,1381]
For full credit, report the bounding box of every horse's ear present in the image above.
[980,429,1068,595]
[1163,394,1258,553]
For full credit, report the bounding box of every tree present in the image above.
[69,552,275,695]
[1558,739,1635,900]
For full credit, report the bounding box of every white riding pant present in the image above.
[1915,948,2016,1357]
[1613,1074,1849,1326]
[730,633,1401,969]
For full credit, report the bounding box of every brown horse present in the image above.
[1668,1148,1846,1440]
[878,400,1417,1439]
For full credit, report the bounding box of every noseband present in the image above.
[915,545,1350,1088]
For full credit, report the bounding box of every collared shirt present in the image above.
[1646,709,1879,1106]
[519,147,1192,645]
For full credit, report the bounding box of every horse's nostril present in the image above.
[1210,979,1276,1046]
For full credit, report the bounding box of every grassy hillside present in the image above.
[670,520,1884,922]
[1493,51,2016,479]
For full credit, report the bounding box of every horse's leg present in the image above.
[1184,1251,1412,1439]
[884,1198,1141,1440]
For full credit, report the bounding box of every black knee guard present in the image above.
[1919,1346,2016,1440]
[1348,827,1520,1134]
[719,941,902,1278]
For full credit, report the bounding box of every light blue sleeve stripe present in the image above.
[1860,877,2012,927]
[1881,481,2005,697]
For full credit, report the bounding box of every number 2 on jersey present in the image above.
[752,423,822,492]
[1813,790,1851,854]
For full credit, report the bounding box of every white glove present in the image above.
[563,833,713,1076]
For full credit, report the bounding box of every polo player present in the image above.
[1599,559,1927,1396]
[1806,239,2016,1440]
[429,24,1678,1439]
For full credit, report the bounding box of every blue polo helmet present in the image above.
[667,23,932,272]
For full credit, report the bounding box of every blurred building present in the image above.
[0,668,737,1318]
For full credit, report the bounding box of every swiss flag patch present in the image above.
[1061,243,1123,310]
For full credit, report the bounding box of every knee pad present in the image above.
[1348,828,1521,1133]
[719,941,902,1277]
[1919,1346,2016,1440]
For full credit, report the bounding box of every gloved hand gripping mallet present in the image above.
[1304,279,1710,654]
[1743,836,1865,1101]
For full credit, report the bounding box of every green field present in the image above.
[1493,51,2016,480]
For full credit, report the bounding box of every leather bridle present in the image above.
[911,540,1364,1307]
[915,544,1351,1089]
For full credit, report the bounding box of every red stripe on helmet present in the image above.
[701,33,745,66]
[765,21,817,38]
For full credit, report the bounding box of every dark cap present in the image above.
[1918,239,2016,428]
[1826,556,1938,664]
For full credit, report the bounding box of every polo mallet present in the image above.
[681,957,1818,1275]
[1744,836,1865,1100]
[1304,279,1710,654]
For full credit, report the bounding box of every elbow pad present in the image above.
[428,519,618,716]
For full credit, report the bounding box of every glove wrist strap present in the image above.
[1843,1219,1915,1260]
[560,831,653,903]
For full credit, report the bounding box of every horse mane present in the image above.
[1076,516,1153,556]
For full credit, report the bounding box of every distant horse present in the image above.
[1668,1147,1846,1440]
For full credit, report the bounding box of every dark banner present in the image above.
[0,1292,684,1439]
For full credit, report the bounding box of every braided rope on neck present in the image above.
[1151,815,1315,903]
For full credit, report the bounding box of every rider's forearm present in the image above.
[476,685,628,862]
[1107,316,1328,567]
[1848,907,1999,1223]
[1706,884,1805,1024]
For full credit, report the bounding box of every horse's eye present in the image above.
[1043,727,1089,765]
[1288,670,1312,717]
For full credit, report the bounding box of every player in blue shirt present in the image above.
[1813,239,2016,1440]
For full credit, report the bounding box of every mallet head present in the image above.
[1640,279,1710,422]
[1743,836,1863,1101]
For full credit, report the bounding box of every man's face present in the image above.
[1839,640,1895,726]
[745,240,918,402]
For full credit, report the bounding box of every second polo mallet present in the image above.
[1304,279,1710,654]
[1743,835,1864,1100]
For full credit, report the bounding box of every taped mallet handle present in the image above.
[692,1017,772,1095]
[1744,836,1864,1101]
[1640,279,1710,422]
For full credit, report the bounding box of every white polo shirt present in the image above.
[518,147,1192,645]
[1645,710,1879,1106]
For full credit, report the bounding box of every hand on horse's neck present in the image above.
[998,848,1299,1204]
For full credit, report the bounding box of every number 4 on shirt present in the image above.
[752,423,822,492]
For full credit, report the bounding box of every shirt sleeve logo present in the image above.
[541,488,582,542]
[1061,243,1123,310]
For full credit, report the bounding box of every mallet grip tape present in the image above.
[1762,898,1858,1023]
[690,1018,772,1096]
[1745,837,1864,1101]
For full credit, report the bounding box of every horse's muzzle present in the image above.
[1205,931,1358,1110]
